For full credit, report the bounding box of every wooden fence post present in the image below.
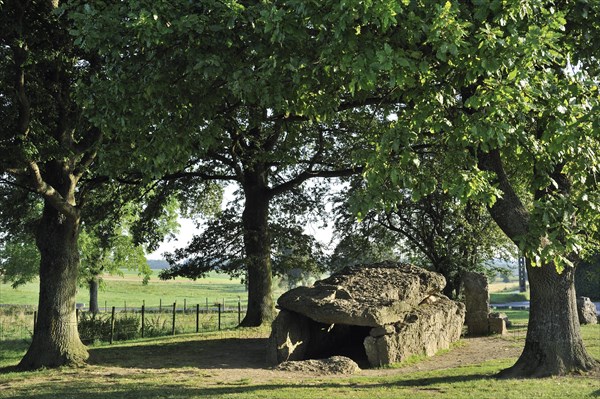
[196,304,200,333]
[184,298,187,314]
[171,302,176,335]
[110,306,116,344]
[141,304,145,338]
[217,303,221,331]
[238,299,241,326]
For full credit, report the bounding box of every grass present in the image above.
[489,291,530,304]
[488,281,530,304]
[0,324,598,399]
[1,274,598,398]
[0,270,283,341]
[0,270,287,309]
[382,341,468,369]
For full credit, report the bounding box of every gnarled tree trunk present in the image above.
[479,149,599,377]
[498,260,598,377]
[239,168,275,327]
[18,199,88,369]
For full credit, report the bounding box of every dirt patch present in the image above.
[86,333,526,383]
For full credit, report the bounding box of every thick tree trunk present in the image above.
[498,261,599,377]
[442,276,460,300]
[239,171,275,327]
[478,149,599,377]
[89,275,100,315]
[18,200,88,370]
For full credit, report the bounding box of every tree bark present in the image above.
[478,149,599,377]
[239,168,275,327]
[498,260,598,377]
[18,164,88,370]
[89,275,100,315]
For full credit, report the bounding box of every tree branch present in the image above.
[269,166,363,198]
[477,149,530,242]
[27,161,79,220]
[162,170,239,182]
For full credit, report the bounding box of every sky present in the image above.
[146,217,200,260]
[147,216,335,260]
[147,181,339,260]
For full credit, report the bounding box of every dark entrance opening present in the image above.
[304,321,372,368]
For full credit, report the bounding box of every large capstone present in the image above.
[268,262,465,368]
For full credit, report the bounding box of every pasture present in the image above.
[1,273,599,398]
[0,323,598,399]
[0,270,286,342]
[0,270,256,309]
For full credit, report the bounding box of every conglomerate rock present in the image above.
[275,356,360,375]
[462,271,490,336]
[268,262,465,368]
[577,296,598,325]
[277,262,446,327]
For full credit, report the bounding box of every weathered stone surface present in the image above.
[488,313,507,335]
[462,271,490,336]
[577,296,598,325]
[275,356,360,375]
[266,309,311,364]
[269,262,465,368]
[277,262,447,327]
[364,298,465,366]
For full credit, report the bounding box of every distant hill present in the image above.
[147,259,169,270]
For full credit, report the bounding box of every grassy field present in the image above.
[0,270,283,341]
[0,324,598,399]
[0,270,261,309]
[1,272,522,309]
[488,281,530,304]
[1,275,599,398]
[0,273,532,343]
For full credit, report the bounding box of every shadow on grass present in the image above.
[0,365,20,374]
[0,339,29,371]
[7,373,493,399]
[88,337,269,369]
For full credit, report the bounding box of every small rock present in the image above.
[369,324,396,337]
[275,356,360,375]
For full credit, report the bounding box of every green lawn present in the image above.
[1,275,599,399]
[0,324,598,399]
[489,291,530,304]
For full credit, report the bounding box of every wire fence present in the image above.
[0,299,246,344]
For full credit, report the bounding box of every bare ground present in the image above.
[84,333,527,383]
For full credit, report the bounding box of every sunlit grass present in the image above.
[0,326,598,399]
[0,270,289,311]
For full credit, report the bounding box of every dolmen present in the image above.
[267,262,465,367]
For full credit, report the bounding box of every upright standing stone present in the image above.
[577,296,598,325]
[488,312,508,335]
[463,271,490,336]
